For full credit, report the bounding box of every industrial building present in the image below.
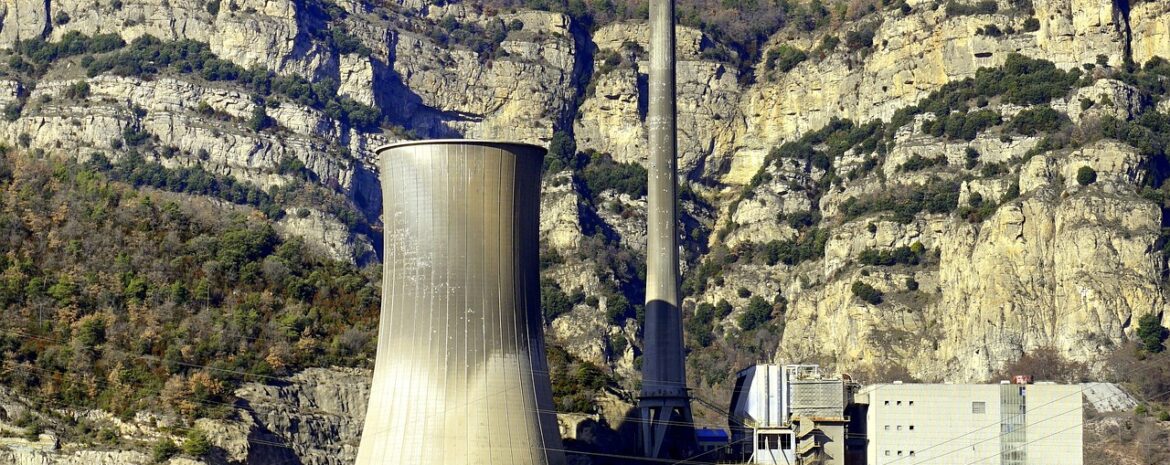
[727,365,1084,465]
[857,381,1083,465]
[729,365,856,465]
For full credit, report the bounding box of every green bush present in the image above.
[898,154,947,172]
[1007,106,1065,136]
[1023,17,1041,32]
[152,439,179,463]
[851,281,883,305]
[182,428,212,457]
[686,303,716,347]
[857,245,923,266]
[748,228,831,267]
[738,296,773,331]
[540,279,573,322]
[945,0,998,16]
[924,109,1002,141]
[891,54,1080,134]
[840,180,961,223]
[1137,313,1168,353]
[1076,166,1097,186]
[580,151,647,200]
[766,45,807,73]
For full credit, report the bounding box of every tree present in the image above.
[1076,166,1098,186]
[248,104,272,132]
[1137,313,1169,353]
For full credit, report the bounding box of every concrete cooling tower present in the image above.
[355,140,567,465]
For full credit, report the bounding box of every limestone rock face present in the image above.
[389,11,577,144]
[233,367,370,465]
[275,208,376,264]
[540,172,584,251]
[574,67,645,166]
[338,53,376,107]
[1066,79,1145,124]
[1131,1,1170,66]
[0,0,48,45]
[727,0,1126,185]
[574,23,741,177]
[777,141,1164,381]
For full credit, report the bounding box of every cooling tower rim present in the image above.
[376,139,547,154]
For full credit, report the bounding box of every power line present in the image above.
[951,387,1170,465]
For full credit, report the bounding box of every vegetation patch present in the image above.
[840,179,961,223]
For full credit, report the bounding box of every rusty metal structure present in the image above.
[356,140,566,465]
[639,0,698,458]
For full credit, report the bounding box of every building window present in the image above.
[884,400,890,405]
[884,425,890,430]
[897,451,903,456]
[909,401,914,406]
[909,425,915,431]
[885,451,891,456]
[758,435,766,450]
[972,401,986,414]
[759,434,779,450]
[780,434,792,450]
[897,425,902,431]
[897,401,902,406]
[910,451,916,456]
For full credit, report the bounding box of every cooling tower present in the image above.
[356,140,567,465]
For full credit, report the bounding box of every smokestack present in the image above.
[356,140,567,465]
[639,0,697,458]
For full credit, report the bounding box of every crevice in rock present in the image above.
[1114,0,1134,65]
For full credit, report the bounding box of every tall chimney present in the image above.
[639,0,697,458]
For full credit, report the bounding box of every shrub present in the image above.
[851,281,883,304]
[1076,166,1097,186]
[1008,106,1065,136]
[3,103,22,121]
[766,45,807,73]
[206,0,220,14]
[63,81,91,99]
[152,439,179,463]
[751,228,830,266]
[905,277,919,291]
[540,279,573,322]
[686,303,716,347]
[945,0,997,16]
[248,105,272,132]
[1023,17,1041,32]
[182,429,212,457]
[857,245,923,266]
[1137,313,1168,353]
[543,130,577,175]
[898,154,947,172]
[580,151,647,200]
[845,27,875,51]
[738,296,773,331]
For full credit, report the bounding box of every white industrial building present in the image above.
[728,365,854,465]
[857,382,1083,465]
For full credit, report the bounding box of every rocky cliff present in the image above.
[0,0,1168,462]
